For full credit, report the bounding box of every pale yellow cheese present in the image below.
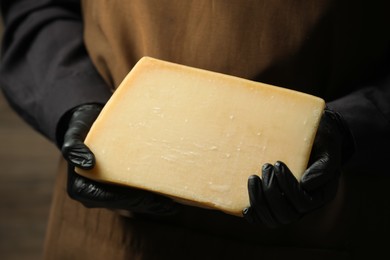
[76,56,325,217]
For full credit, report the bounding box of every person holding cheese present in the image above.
[1,0,389,258]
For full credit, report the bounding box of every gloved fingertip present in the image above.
[248,175,261,191]
[62,142,96,169]
[242,207,255,223]
[300,166,325,191]
[68,151,95,169]
[274,161,283,172]
[275,161,288,169]
[77,159,95,170]
[262,163,273,171]
[248,174,260,181]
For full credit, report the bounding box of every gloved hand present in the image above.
[61,104,178,216]
[243,108,354,228]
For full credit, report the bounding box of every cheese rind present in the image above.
[76,57,325,217]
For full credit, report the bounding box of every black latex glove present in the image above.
[243,108,354,228]
[61,104,178,216]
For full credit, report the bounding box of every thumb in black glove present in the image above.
[243,108,355,228]
[61,104,101,169]
[61,104,178,217]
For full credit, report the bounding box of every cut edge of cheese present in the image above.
[76,56,325,217]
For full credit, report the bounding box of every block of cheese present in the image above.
[76,56,325,217]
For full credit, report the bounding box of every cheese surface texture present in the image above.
[76,57,325,216]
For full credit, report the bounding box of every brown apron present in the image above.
[43,1,390,259]
[81,0,390,100]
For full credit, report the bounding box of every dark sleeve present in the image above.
[327,70,390,173]
[0,0,112,145]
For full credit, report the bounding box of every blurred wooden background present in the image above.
[0,20,60,260]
